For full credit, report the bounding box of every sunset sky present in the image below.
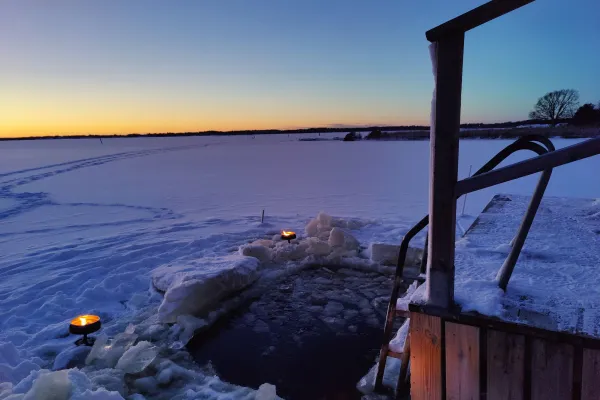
[1,0,599,137]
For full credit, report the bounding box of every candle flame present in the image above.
[282,230,295,236]
[71,314,100,327]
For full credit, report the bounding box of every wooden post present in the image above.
[426,33,464,308]
[410,312,443,400]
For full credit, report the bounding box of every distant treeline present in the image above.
[357,126,599,141]
[0,118,580,141]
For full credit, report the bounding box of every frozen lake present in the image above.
[0,134,598,398]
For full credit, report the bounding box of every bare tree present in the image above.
[529,89,580,125]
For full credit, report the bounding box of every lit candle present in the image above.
[281,230,297,243]
[69,314,102,346]
[71,314,100,327]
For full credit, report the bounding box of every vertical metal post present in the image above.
[496,169,552,290]
[426,34,464,308]
[461,164,473,216]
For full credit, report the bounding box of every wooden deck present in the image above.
[408,194,600,400]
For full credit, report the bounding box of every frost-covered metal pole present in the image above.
[426,34,464,309]
[461,165,472,216]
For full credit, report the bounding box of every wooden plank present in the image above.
[426,0,534,42]
[408,302,600,351]
[531,339,573,400]
[581,348,600,400]
[410,312,442,400]
[445,322,480,400]
[425,33,464,308]
[487,330,525,400]
[455,137,600,196]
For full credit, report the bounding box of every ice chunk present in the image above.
[305,218,319,237]
[9,368,124,400]
[389,319,410,353]
[253,319,270,333]
[357,357,401,394]
[328,227,345,247]
[134,376,158,395]
[306,238,330,256]
[176,314,207,344]
[239,244,272,263]
[105,332,139,364]
[115,341,157,374]
[73,389,124,400]
[52,346,91,371]
[271,241,309,262]
[323,301,344,316]
[156,367,174,385]
[155,360,197,384]
[317,212,332,229]
[328,227,359,250]
[85,334,108,365]
[23,370,70,400]
[370,243,422,266]
[84,368,126,397]
[251,239,274,248]
[154,255,260,323]
[396,281,418,311]
[255,383,277,400]
[86,332,138,368]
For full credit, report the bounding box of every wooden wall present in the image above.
[409,311,600,400]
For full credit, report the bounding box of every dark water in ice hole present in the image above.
[188,265,408,400]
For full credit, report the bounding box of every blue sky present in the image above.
[1,0,599,135]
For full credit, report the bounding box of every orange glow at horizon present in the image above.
[0,81,429,138]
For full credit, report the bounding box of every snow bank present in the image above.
[152,255,261,323]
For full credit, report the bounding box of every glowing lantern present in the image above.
[281,230,297,243]
[69,314,101,346]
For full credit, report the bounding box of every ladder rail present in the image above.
[374,135,555,393]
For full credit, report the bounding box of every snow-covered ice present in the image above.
[0,136,598,398]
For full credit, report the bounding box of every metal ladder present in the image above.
[374,135,556,397]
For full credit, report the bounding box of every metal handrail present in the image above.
[374,135,554,391]
[456,136,600,196]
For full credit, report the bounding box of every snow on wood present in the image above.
[454,194,600,336]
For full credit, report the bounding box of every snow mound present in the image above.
[152,255,261,323]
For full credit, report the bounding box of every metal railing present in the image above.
[375,134,568,391]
